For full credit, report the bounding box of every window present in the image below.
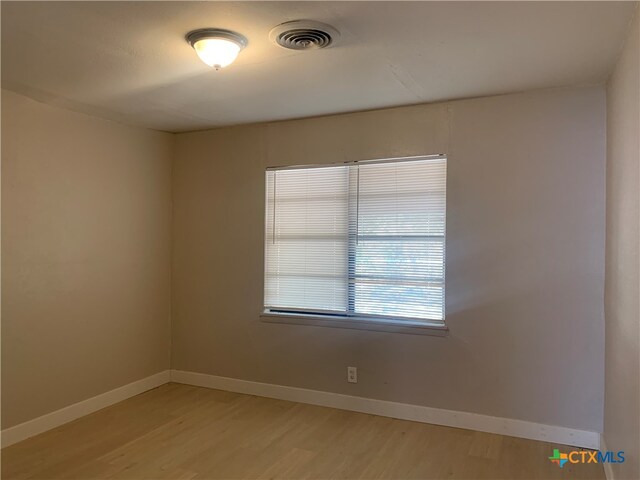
[263,155,446,329]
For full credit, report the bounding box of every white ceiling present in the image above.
[1,1,636,132]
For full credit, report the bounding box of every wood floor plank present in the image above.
[1,383,605,480]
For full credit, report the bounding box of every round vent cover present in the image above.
[269,20,340,50]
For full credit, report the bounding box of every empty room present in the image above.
[1,1,639,479]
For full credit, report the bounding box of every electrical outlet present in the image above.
[347,366,358,383]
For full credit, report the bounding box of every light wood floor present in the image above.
[2,383,604,480]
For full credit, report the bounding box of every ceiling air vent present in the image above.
[269,20,340,50]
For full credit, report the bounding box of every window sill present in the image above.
[260,311,448,337]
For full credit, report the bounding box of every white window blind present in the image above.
[264,155,446,324]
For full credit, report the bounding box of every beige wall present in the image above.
[604,7,639,480]
[1,90,173,429]
[172,86,606,432]
[1,82,610,437]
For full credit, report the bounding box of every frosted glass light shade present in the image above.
[194,38,241,69]
[186,28,247,70]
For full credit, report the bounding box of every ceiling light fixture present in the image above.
[186,28,247,70]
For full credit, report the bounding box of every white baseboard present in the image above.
[171,369,600,450]
[601,434,614,480]
[2,369,601,451]
[1,370,170,448]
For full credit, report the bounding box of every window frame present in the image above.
[261,154,448,337]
